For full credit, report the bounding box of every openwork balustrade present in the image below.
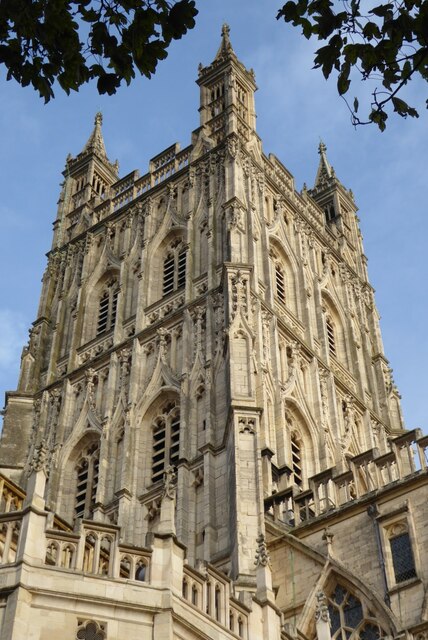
[182,564,249,639]
[44,521,151,581]
[0,475,26,566]
[265,429,428,527]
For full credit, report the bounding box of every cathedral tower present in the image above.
[0,26,426,640]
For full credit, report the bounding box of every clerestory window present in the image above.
[163,245,187,296]
[97,283,119,335]
[151,403,180,483]
[75,443,100,519]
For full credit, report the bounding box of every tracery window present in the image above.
[97,281,119,335]
[75,443,100,518]
[151,403,180,483]
[76,620,106,640]
[163,243,187,296]
[327,585,387,640]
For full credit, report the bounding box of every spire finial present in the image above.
[318,139,327,156]
[314,138,334,188]
[82,111,108,160]
[214,22,234,61]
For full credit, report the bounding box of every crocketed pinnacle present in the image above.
[82,111,108,160]
[314,140,335,189]
[214,23,235,61]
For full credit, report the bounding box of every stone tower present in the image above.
[0,25,426,640]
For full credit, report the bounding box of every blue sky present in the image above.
[0,2,426,432]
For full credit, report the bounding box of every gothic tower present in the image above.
[0,25,426,640]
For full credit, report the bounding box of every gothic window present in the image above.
[75,444,100,518]
[208,82,225,117]
[162,244,187,296]
[97,282,119,335]
[384,521,417,584]
[326,316,336,357]
[151,403,180,483]
[390,532,416,582]
[327,584,387,640]
[76,620,106,640]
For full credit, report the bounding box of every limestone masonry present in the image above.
[0,24,426,640]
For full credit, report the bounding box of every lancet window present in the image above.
[75,443,100,518]
[97,281,119,335]
[384,521,417,584]
[151,402,180,483]
[162,243,187,296]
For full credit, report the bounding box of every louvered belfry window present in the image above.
[275,264,286,303]
[291,434,302,486]
[326,316,336,357]
[75,443,100,519]
[151,403,180,483]
[97,282,119,335]
[162,243,187,296]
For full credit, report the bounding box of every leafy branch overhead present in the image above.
[0,0,198,101]
[277,0,428,129]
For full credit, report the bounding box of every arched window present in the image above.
[326,315,336,357]
[75,443,100,519]
[327,584,388,640]
[97,281,119,335]
[162,244,187,296]
[151,403,180,483]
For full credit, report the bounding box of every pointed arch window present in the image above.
[75,443,100,519]
[327,584,388,640]
[163,243,187,296]
[151,403,180,483]
[97,281,119,335]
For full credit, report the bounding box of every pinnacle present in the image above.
[314,139,335,189]
[214,22,235,61]
[82,111,108,160]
